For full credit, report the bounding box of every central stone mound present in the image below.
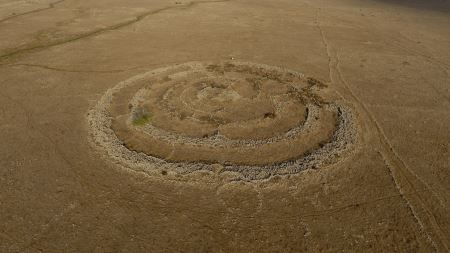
[88,62,356,180]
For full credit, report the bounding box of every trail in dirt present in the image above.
[315,7,449,252]
[0,0,230,64]
[0,0,67,24]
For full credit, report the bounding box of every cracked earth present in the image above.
[0,0,449,252]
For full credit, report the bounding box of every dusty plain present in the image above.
[0,0,449,252]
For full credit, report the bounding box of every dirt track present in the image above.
[1,0,449,252]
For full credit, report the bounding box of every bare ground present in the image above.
[0,0,449,252]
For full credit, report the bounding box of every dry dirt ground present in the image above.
[1,0,449,252]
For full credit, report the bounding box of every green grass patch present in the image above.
[132,114,151,126]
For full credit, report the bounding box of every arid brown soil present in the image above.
[0,0,449,252]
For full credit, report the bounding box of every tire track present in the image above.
[358,13,450,103]
[0,0,229,64]
[0,0,66,24]
[5,63,141,73]
[315,8,449,252]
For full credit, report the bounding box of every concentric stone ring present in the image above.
[88,62,357,180]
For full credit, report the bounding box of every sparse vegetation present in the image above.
[132,114,151,126]
[132,106,151,126]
